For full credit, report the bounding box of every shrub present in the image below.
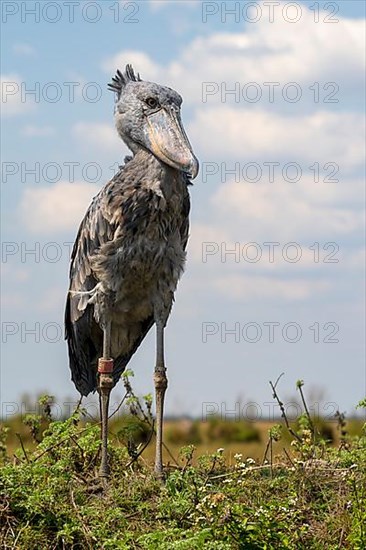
[206,417,261,443]
[165,420,202,445]
[0,384,365,549]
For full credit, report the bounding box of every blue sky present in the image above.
[1,0,365,420]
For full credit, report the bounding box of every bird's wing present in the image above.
[65,189,115,395]
[65,167,157,396]
[180,182,191,252]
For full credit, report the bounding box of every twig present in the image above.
[162,441,179,467]
[108,392,128,420]
[69,435,85,455]
[283,447,296,468]
[70,490,94,549]
[270,436,273,479]
[122,372,178,467]
[125,421,155,468]
[297,381,315,435]
[33,422,102,462]
[262,438,270,466]
[338,528,345,549]
[11,521,30,549]
[210,463,289,480]
[126,421,180,467]
[73,395,83,415]
[15,433,29,463]
[269,377,302,442]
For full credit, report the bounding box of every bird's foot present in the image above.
[154,464,166,482]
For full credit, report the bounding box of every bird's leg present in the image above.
[98,320,114,482]
[154,321,168,478]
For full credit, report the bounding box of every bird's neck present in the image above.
[129,147,181,195]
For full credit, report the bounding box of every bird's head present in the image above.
[108,65,199,179]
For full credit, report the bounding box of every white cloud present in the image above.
[188,223,231,263]
[19,181,99,234]
[0,266,30,310]
[211,274,331,302]
[38,286,65,312]
[148,0,199,11]
[1,292,25,309]
[148,0,169,11]
[1,264,30,283]
[183,6,364,85]
[72,122,122,152]
[102,51,160,81]
[0,74,36,117]
[211,177,364,242]
[102,3,364,105]
[21,125,55,137]
[189,108,364,169]
[186,169,364,302]
[13,43,36,56]
[189,223,349,272]
[347,249,366,270]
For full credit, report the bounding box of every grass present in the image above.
[0,380,365,549]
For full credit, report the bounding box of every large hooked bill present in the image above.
[145,106,199,179]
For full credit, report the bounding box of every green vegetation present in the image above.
[0,381,365,549]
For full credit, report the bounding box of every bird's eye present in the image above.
[146,97,158,109]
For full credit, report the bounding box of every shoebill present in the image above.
[64,65,199,479]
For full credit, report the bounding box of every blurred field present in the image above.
[134,416,364,465]
[2,412,364,465]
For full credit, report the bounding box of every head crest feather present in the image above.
[108,64,142,99]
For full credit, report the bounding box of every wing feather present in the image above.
[65,169,153,395]
[65,193,106,395]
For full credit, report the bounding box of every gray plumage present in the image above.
[65,65,198,397]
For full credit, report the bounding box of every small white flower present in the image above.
[217,448,224,453]
[246,458,255,464]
